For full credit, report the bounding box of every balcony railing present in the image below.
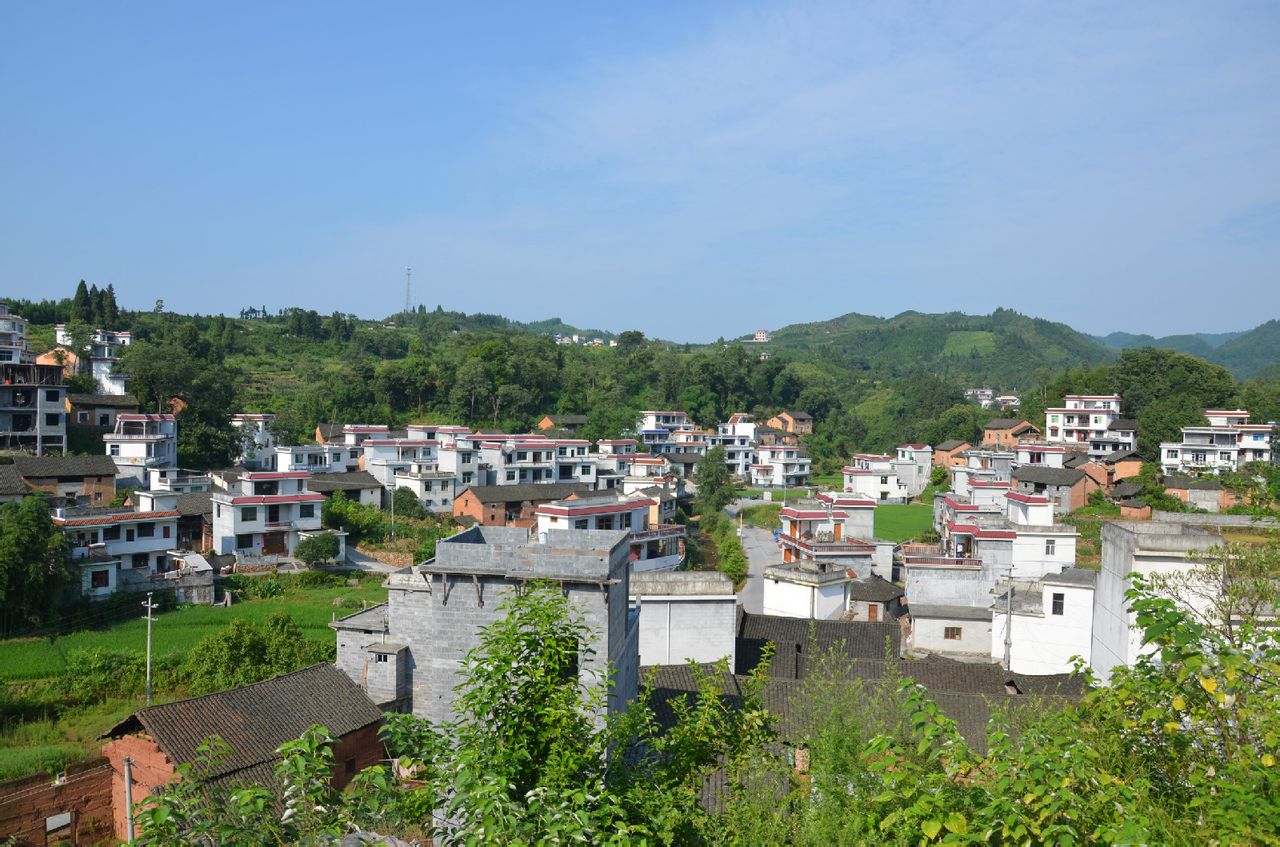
[630,524,686,543]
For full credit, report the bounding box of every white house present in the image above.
[636,411,696,455]
[104,414,178,487]
[1159,409,1274,475]
[631,571,737,666]
[991,568,1096,675]
[842,454,903,501]
[54,505,181,598]
[230,413,276,469]
[713,413,758,478]
[56,324,132,395]
[1044,395,1134,459]
[893,444,933,498]
[751,444,811,488]
[536,491,685,571]
[210,470,325,558]
[272,443,360,474]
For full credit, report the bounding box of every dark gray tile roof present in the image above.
[308,470,383,492]
[66,393,140,408]
[935,439,969,452]
[330,603,389,633]
[846,575,905,603]
[316,423,343,441]
[545,414,588,426]
[663,452,704,465]
[1110,482,1144,499]
[0,464,27,496]
[103,664,382,786]
[1102,449,1141,464]
[1107,418,1137,431]
[174,491,213,517]
[984,418,1021,430]
[12,454,119,479]
[459,482,591,504]
[1012,466,1086,487]
[734,612,901,677]
[907,604,993,621]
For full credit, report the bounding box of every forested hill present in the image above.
[1091,322,1280,379]
[746,308,1115,389]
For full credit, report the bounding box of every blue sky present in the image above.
[3,2,1278,341]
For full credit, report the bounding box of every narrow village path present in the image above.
[724,499,780,615]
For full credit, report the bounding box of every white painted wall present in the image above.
[992,584,1094,674]
[636,596,737,666]
[912,615,992,657]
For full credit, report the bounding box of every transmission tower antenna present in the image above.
[405,266,412,315]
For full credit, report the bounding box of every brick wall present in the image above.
[0,758,113,846]
[100,733,175,842]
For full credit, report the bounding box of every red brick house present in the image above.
[981,419,1041,450]
[453,482,590,527]
[100,664,383,842]
[766,411,813,436]
[932,439,971,467]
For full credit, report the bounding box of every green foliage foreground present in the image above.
[134,565,1280,845]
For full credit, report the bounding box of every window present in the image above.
[1167,449,1179,459]
[462,472,473,485]
[255,481,279,496]
[132,553,149,569]
[137,523,154,538]
[516,451,527,461]
[460,452,472,464]
[943,627,963,641]
[91,570,110,589]
[44,412,60,426]
[77,411,89,423]
[374,653,388,664]
[1052,592,1065,616]
[126,528,135,542]
[880,476,888,485]
[109,444,120,456]
[235,533,253,549]
[574,519,589,530]
[1045,539,1056,555]
[162,525,171,539]
[241,506,258,522]
[103,525,121,541]
[299,504,314,519]
[441,498,448,505]
[45,390,59,402]
[506,471,516,482]
[581,465,591,475]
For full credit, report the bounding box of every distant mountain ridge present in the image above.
[1091,322,1280,378]
[739,309,1280,386]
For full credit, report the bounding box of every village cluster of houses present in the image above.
[552,332,618,347]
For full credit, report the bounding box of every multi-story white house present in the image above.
[712,413,758,477]
[1159,409,1275,475]
[636,411,695,455]
[751,444,811,488]
[965,388,995,409]
[991,567,1096,675]
[902,489,1078,663]
[764,493,897,620]
[1,303,67,455]
[211,470,325,557]
[55,324,132,395]
[536,491,685,571]
[54,505,181,598]
[842,454,904,501]
[1044,395,1134,459]
[894,444,933,497]
[271,443,360,474]
[0,303,35,365]
[230,413,276,469]
[104,414,178,486]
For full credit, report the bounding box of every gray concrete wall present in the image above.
[636,597,736,666]
[912,616,992,658]
[1150,511,1277,528]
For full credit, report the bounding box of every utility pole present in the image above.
[404,265,412,316]
[123,756,136,843]
[1002,570,1014,671]
[143,593,158,705]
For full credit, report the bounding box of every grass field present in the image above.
[0,576,389,779]
[942,330,997,356]
[873,504,934,542]
[739,502,932,542]
[740,504,782,530]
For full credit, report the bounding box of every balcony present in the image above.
[630,524,686,543]
[779,532,871,555]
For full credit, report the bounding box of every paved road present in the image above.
[725,499,780,615]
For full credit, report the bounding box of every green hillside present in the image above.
[758,308,1114,389]
[1211,320,1280,379]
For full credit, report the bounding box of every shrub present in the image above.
[294,532,341,566]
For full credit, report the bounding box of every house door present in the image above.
[867,604,878,622]
[267,504,281,524]
[263,532,287,555]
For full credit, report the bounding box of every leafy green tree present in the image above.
[293,532,341,566]
[0,496,70,636]
[695,445,736,513]
[182,613,330,695]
